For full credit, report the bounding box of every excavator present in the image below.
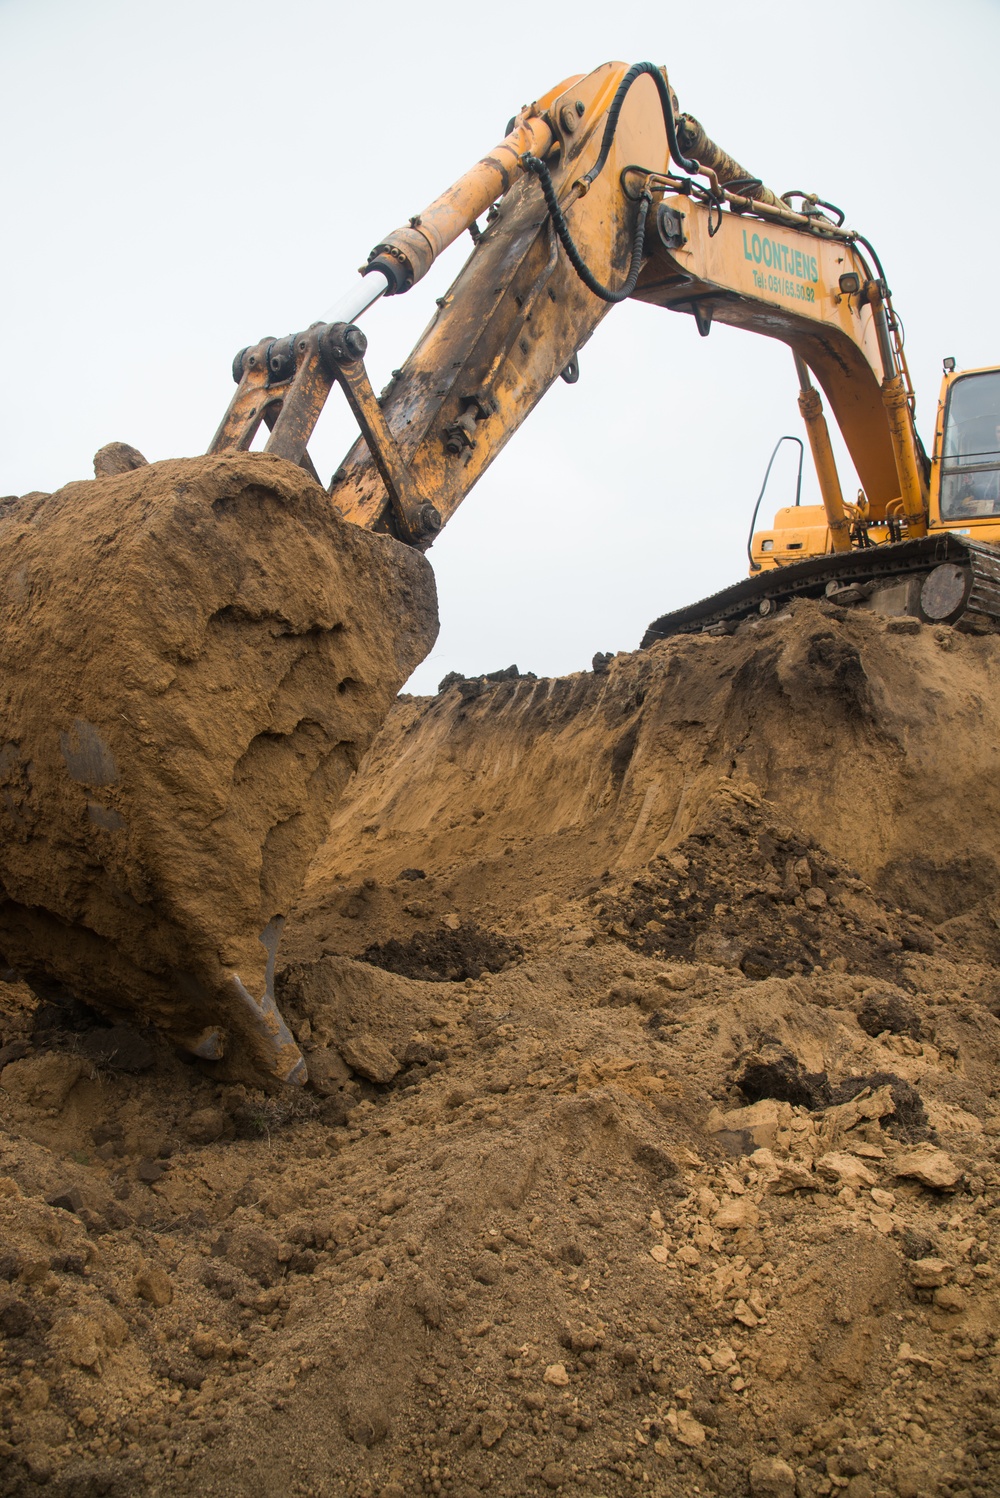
[213,59,1000,636]
[2,60,998,1087]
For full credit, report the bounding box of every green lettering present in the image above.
[752,233,762,263]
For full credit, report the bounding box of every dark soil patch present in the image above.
[734,1048,831,1110]
[856,989,922,1040]
[593,800,905,983]
[829,1070,930,1140]
[359,924,522,982]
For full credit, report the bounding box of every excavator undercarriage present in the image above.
[642,537,1000,645]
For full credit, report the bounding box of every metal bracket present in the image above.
[688,299,714,338]
[208,322,441,548]
[656,204,687,250]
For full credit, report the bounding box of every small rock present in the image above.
[0,1296,34,1337]
[93,441,148,476]
[749,1455,797,1497]
[543,1362,570,1387]
[816,1151,878,1190]
[893,1148,962,1190]
[479,1413,507,1448]
[1,1053,83,1110]
[732,1299,759,1328]
[907,1257,951,1289]
[804,886,828,909]
[46,1185,84,1214]
[901,1228,936,1260]
[442,913,461,931]
[707,1099,791,1150]
[134,1262,174,1307]
[541,1464,567,1490]
[713,1197,759,1231]
[675,1409,706,1446]
[137,1158,165,1184]
[932,1285,967,1313]
[226,1227,283,1287]
[338,1033,400,1085]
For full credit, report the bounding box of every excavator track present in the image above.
[641,536,1000,647]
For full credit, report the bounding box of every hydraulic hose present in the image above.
[520,61,696,305]
[746,436,804,571]
[521,154,651,303]
[582,61,701,186]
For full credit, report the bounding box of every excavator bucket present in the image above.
[0,452,438,1084]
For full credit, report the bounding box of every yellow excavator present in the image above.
[3,60,998,1087]
[214,58,1000,636]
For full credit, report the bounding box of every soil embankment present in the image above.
[1,599,999,1497]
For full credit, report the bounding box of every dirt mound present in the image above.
[0,453,437,1083]
[1,601,999,1497]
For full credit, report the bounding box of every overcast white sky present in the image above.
[3,0,999,693]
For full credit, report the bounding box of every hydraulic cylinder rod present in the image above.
[794,353,852,552]
[363,104,560,294]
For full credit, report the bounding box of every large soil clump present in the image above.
[0,453,437,1081]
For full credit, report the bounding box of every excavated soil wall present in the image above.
[1,598,999,1498]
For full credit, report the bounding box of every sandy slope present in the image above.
[1,600,999,1497]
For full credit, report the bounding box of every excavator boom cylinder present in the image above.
[794,354,852,552]
[365,105,559,293]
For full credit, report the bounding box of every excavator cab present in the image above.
[935,367,1000,525]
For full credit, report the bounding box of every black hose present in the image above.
[521,154,651,303]
[746,436,804,571]
[582,61,701,187]
[851,231,891,298]
[519,62,699,305]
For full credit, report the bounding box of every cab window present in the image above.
[940,370,1000,520]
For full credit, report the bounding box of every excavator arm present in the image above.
[210,59,928,553]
